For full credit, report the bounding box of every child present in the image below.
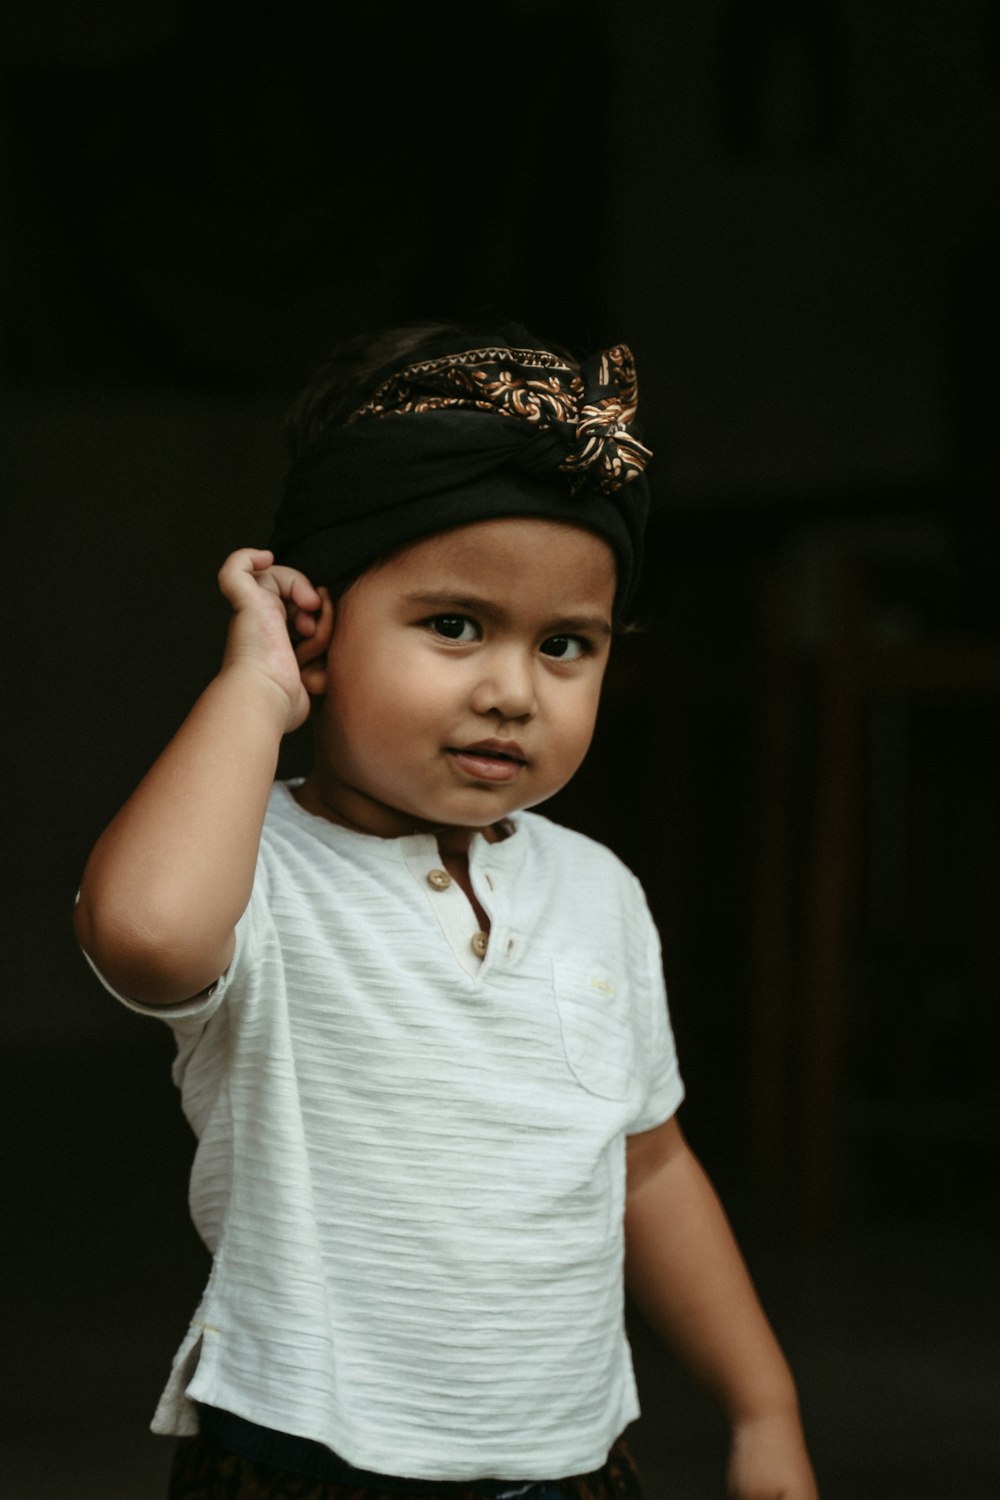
[75,323,818,1500]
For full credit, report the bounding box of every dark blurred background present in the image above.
[3,2,999,1496]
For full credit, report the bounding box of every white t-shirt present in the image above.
[101,783,684,1481]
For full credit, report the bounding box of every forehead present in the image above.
[373,518,617,605]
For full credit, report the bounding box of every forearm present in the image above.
[75,664,289,1003]
[625,1119,818,1496]
[625,1131,798,1422]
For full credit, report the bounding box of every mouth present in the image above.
[446,740,528,783]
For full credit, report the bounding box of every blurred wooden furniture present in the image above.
[751,552,1000,1229]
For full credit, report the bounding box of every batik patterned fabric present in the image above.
[349,345,651,497]
[167,1431,644,1500]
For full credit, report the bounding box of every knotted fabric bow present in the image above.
[350,343,651,496]
[272,336,654,615]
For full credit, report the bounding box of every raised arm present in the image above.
[74,548,331,1006]
[625,1116,819,1500]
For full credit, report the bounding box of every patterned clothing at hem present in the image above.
[167,1428,644,1500]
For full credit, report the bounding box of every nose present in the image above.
[470,644,537,721]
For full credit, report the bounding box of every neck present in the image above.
[291,776,505,850]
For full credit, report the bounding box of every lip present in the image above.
[447,739,528,784]
[453,739,527,764]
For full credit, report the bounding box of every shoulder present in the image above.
[262,779,307,838]
[516,815,666,1000]
[517,809,629,864]
[516,811,645,900]
[251,782,358,907]
[258,781,345,865]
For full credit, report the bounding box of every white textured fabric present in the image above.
[104,783,684,1481]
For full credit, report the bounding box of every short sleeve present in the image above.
[77,885,261,1031]
[625,876,685,1134]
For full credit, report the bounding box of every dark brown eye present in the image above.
[429,615,479,642]
[541,635,586,660]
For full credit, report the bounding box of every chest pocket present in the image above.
[552,956,636,1101]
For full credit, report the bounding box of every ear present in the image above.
[295,587,335,696]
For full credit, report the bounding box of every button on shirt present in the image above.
[100,782,684,1483]
[409,857,486,976]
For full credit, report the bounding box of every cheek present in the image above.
[330,648,437,750]
[334,681,402,753]
[554,684,603,761]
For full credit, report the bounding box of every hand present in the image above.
[217,548,333,733]
[726,1409,819,1500]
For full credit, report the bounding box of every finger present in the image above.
[286,582,329,641]
[289,610,315,638]
[219,547,274,577]
[217,547,276,605]
[269,565,323,611]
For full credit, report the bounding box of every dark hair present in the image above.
[283,320,579,462]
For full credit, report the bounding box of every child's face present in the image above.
[302,517,616,845]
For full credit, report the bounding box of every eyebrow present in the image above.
[403,591,613,638]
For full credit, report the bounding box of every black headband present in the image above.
[271,341,653,612]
